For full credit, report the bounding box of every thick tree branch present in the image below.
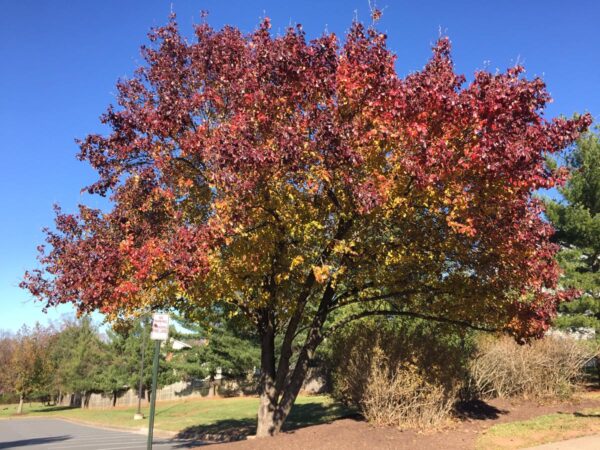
[324,309,500,337]
[274,218,353,396]
[276,279,336,419]
[328,289,422,312]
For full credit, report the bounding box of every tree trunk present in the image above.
[254,282,336,437]
[255,311,280,437]
[256,390,278,437]
[255,312,326,436]
[17,394,24,414]
[80,391,86,409]
[255,334,318,437]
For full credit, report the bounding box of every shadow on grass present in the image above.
[453,399,508,421]
[175,400,356,443]
[574,411,600,418]
[30,405,78,413]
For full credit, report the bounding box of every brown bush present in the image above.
[328,319,470,429]
[361,348,456,428]
[329,324,380,407]
[469,335,598,400]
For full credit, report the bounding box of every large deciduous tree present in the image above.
[2,324,54,414]
[22,14,590,435]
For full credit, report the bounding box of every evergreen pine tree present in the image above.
[170,314,260,382]
[546,128,600,332]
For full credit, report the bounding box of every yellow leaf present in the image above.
[290,255,305,270]
[312,264,331,284]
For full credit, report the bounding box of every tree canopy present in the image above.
[46,317,110,407]
[1,324,54,413]
[22,14,591,435]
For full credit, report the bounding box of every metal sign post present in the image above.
[134,316,149,420]
[147,313,169,450]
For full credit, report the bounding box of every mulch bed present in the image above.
[199,393,600,450]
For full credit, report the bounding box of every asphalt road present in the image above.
[0,418,194,450]
[526,434,600,450]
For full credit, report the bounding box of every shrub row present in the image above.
[327,319,599,430]
[469,335,598,400]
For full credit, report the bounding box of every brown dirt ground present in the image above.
[198,392,600,450]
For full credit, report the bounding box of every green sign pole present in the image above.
[146,339,161,450]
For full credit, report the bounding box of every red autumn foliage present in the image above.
[21,13,591,435]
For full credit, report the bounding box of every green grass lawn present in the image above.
[476,408,600,449]
[0,395,353,439]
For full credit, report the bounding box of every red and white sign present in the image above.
[150,313,169,341]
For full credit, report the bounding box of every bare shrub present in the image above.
[329,324,379,407]
[362,348,456,428]
[469,335,598,400]
[328,319,471,429]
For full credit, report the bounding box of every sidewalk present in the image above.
[526,434,600,449]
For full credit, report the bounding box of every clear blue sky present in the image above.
[1,0,598,332]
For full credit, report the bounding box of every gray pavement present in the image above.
[0,418,196,450]
[525,433,600,449]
